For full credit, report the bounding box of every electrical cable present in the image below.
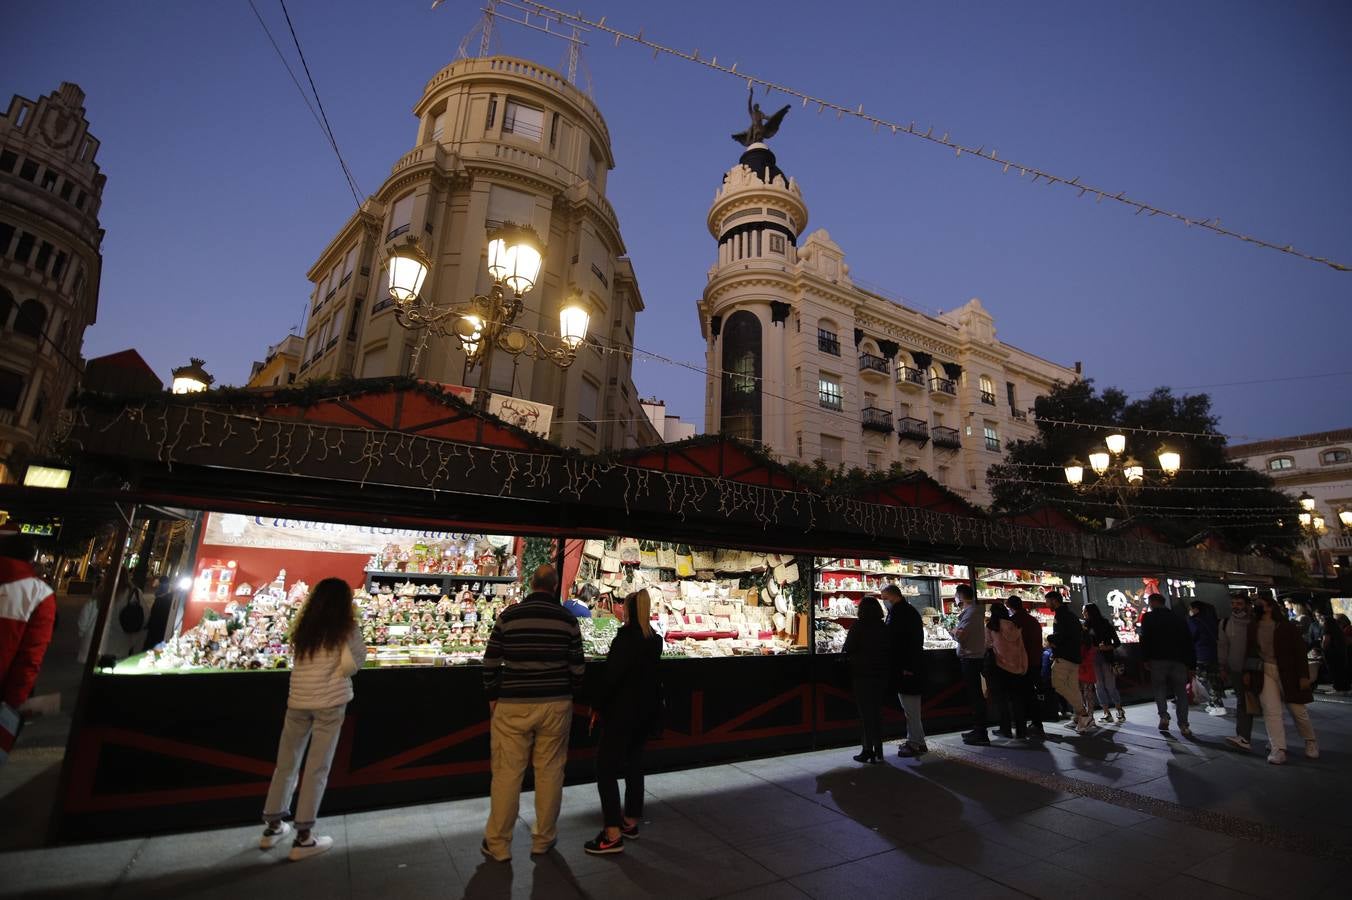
[505,0,1350,272]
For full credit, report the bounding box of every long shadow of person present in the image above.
[462,859,513,899]
[815,762,972,851]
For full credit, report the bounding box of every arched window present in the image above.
[979,374,995,404]
[1321,449,1350,465]
[721,310,762,441]
[816,318,840,356]
[14,298,45,339]
[1267,456,1294,471]
[0,285,13,329]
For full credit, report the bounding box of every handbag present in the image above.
[656,545,676,569]
[582,539,605,560]
[675,554,694,578]
[617,537,642,565]
[600,551,622,573]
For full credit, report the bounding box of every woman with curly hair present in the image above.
[260,578,365,860]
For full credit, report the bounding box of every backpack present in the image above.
[118,588,145,633]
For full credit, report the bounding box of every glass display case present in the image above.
[812,556,964,652]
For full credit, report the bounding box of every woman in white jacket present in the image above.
[259,578,365,860]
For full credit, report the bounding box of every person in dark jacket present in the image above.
[881,585,927,757]
[843,595,889,763]
[1006,596,1046,738]
[142,577,175,652]
[585,588,664,855]
[1045,591,1089,733]
[1139,593,1196,737]
[1316,609,1349,692]
[1247,594,1318,764]
[1188,601,1224,714]
[1083,604,1124,723]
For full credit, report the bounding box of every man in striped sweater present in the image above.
[481,563,585,861]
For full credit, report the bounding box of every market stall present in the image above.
[49,381,1293,839]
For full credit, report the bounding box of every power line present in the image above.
[508,1,1349,273]
[1122,369,1352,396]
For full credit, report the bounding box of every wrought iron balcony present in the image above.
[932,426,961,449]
[861,406,894,432]
[930,377,957,396]
[897,417,929,444]
[817,334,841,356]
[898,366,926,388]
[980,390,996,405]
[859,353,889,377]
[1011,407,1028,421]
[818,390,843,411]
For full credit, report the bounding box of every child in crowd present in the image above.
[1077,632,1098,726]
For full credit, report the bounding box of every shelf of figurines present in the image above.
[366,571,517,582]
[816,559,969,579]
[814,615,957,654]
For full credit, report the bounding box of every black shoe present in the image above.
[583,831,624,855]
[993,728,1014,739]
[852,750,876,763]
[897,743,928,757]
[962,730,992,746]
[872,745,885,763]
[620,821,640,839]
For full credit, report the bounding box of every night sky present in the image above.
[6,1,1350,440]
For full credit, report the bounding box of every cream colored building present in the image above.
[640,397,698,444]
[0,82,105,482]
[1227,428,1352,573]
[293,56,657,452]
[247,334,304,389]
[698,144,1078,506]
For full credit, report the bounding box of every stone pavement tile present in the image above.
[1129,817,1238,857]
[1185,844,1338,899]
[1051,795,1154,827]
[0,836,144,897]
[994,858,1138,900]
[1004,806,1120,841]
[349,858,463,900]
[788,846,987,900]
[1148,873,1254,899]
[917,831,1038,880]
[1054,829,1204,890]
[457,854,586,900]
[345,833,453,875]
[734,817,895,879]
[714,881,810,899]
[967,818,1080,861]
[572,839,779,900]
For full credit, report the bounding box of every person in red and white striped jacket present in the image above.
[0,533,56,765]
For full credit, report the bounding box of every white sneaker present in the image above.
[1267,748,1287,765]
[288,835,333,861]
[259,821,291,849]
[1206,706,1228,717]
[1305,740,1320,760]
[1098,713,1114,724]
[1225,736,1251,752]
[1074,715,1094,734]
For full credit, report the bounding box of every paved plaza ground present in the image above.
[2,692,1350,899]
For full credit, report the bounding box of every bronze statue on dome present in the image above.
[732,88,791,147]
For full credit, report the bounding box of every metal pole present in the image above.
[49,503,136,843]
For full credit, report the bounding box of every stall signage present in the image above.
[203,512,511,555]
[487,394,553,439]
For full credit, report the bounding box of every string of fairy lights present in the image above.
[504,0,1349,272]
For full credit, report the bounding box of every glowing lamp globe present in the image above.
[559,303,590,350]
[1123,459,1144,485]
[1340,509,1352,528]
[1105,433,1127,456]
[387,249,429,302]
[1064,459,1085,487]
[486,224,544,296]
[1157,447,1181,477]
[170,358,213,394]
[1298,491,1316,513]
[1088,449,1111,476]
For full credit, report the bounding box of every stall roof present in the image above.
[998,505,1088,534]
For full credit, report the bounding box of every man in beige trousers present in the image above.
[481,564,586,861]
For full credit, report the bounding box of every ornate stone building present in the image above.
[698,142,1078,506]
[0,82,105,482]
[292,56,658,452]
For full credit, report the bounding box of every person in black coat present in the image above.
[843,596,889,764]
[585,589,663,856]
[881,584,927,758]
[1139,593,1196,737]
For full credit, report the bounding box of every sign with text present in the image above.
[202,512,511,555]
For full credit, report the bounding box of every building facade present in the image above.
[640,397,697,444]
[1227,428,1352,575]
[0,82,105,482]
[292,56,657,452]
[698,144,1077,506]
[247,334,304,389]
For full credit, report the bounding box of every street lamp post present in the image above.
[384,224,590,409]
[1064,430,1181,519]
[170,358,214,394]
[1297,491,1330,579]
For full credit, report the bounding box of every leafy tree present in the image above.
[987,380,1300,552]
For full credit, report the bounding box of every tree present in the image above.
[986,380,1300,552]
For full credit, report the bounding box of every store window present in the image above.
[818,375,842,411]
[1267,456,1294,471]
[1321,449,1350,465]
[387,193,414,240]
[821,434,844,465]
[720,310,762,441]
[0,369,23,410]
[502,100,545,141]
[814,556,966,652]
[984,422,1000,452]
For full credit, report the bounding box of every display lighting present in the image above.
[385,223,588,404]
[23,464,72,489]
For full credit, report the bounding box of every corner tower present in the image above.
[699,140,808,448]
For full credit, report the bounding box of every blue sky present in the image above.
[6,0,1350,440]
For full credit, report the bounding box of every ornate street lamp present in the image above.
[1339,508,1352,530]
[1297,492,1330,578]
[170,358,214,394]
[385,223,590,406]
[1156,446,1182,477]
[1064,430,1181,519]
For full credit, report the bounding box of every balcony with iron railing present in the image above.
[980,390,996,405]
[818,389,843,412]
[897,416,929,444]
[898,366,926,390]
[930,377,957,398]
[1011,407,1028,421]
[817,333,841,356]
[859,353,889,379]
[861,406,893,433]
[932,425,961,449]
